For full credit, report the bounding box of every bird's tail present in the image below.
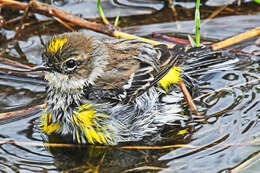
[175,46,252,77]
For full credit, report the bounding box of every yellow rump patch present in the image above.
[177,128,189,135]
[159,66,182,92]
[47,37,67,53]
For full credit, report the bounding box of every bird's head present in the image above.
[39,32,108,92]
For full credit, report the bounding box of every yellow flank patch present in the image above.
[47,37,67,53]
[73,108,96,127]
[159,66,182,92]
[73,104,111,144]
[40,112,60,134]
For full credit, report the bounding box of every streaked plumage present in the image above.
[39,32,185,145]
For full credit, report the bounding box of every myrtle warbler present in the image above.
[31,32,188,145]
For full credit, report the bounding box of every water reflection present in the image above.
[159,69,260,173]
[0,114,55,172]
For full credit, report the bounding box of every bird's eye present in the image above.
[65,59,77,70]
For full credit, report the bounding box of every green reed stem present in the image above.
[195,0,201,47]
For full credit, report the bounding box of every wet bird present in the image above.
[33,32,187,145]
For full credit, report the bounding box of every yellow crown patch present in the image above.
[47,37,67,53]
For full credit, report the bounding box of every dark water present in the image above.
[0,0,260,172]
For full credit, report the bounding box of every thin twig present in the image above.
[152,33,190,44]
[113,30,174,48]
[13,41,26,59]
[122,166,164,173]
[120,144,196,150]
[53,16,75,31]
[211,26,260,50]
[168,0,178,17]
[179,79,202,117]
[168,0,181,30]
[0,15,23,27]
[201,5,228,26]
[13,4,30,40]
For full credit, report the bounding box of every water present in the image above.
[0,0,259,172]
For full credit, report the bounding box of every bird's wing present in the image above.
[86,39,184,103]
[124,44,185,102]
